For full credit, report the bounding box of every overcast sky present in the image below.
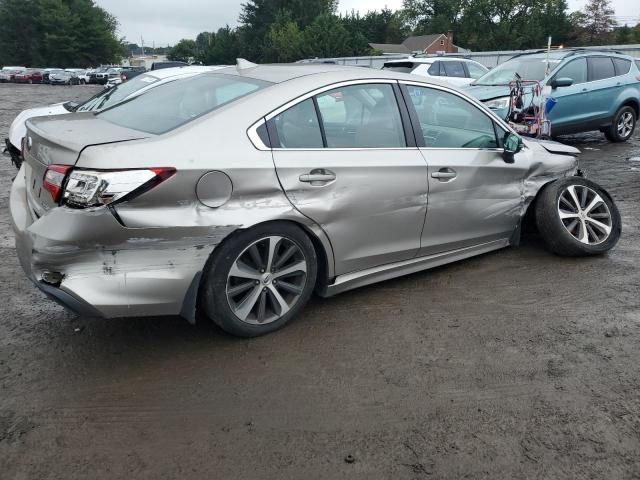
[94,0,639,47]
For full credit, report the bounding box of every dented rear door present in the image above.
[270,82,429,276]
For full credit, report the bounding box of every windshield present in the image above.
[77,73,161,112]
[98,73,272,134]
[474,57,561,85]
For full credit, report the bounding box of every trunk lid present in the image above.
[23,113,150,215]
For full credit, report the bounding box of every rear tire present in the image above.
[201,223,318,337]
[535,177,621,256]
[605,106,636,142]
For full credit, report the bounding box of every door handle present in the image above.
[299,169,336,185]
[431,168,457,181]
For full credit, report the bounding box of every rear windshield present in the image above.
[382,62,417,73]
[77,74,161,112]
[98,73,271,134]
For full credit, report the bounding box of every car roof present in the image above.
[510,48,633,61]
[145,65,226,80]
[384,57,482,65]
[213,63,425,84]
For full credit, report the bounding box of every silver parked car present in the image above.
[10,62,621,337]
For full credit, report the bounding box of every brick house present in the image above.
[370,32,465,55]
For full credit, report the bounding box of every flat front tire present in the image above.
[535,177,621,256]
[201,223,318,337]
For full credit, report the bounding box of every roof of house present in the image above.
[369,43,411,54]
[370,34,454,55]
[402,34,444,52]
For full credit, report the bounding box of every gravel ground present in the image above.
[1,84,639,479]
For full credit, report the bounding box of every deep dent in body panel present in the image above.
[520,141,579,217]
[24,207,238,317]
[20,170,320,318]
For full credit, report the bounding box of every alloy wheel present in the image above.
[617,111,634,138]
[558,185,612,245]
[226,236,308,325]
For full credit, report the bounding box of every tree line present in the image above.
[168,0,640,64]
[0,0,637,68]
[0,0,125,67]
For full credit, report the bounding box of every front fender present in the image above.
[511,141,579,244]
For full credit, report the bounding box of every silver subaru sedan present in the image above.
[10,62,621,337]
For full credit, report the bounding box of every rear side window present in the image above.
[466,62,487,79]
[273,84,407,149]
[612,58,632,76]
[636,60,640,71]
[443,61,466,78]
[315,84,406,148]
[427,62,443,76]
[553,58,587,85]
[98,73,271,134]
[588,57,615,81]
[273,99,323,148]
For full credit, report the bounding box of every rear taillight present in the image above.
[43,166,175,207]
[63,167,175,208]
[43,164,72,202]
[120,73,126,82]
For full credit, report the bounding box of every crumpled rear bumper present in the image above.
[11,168,103,317]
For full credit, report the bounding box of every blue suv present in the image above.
[465,49,640,142]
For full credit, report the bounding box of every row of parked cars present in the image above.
[0,61,191,87]
[4,55,632,337]
[0,65,147,86]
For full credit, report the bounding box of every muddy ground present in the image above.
[0,84,639,479]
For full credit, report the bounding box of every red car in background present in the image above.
[14,69,43,84]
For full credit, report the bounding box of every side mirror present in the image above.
[550,77,573,89]
[503,132,522,164]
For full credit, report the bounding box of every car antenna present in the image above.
[236,59,258,71]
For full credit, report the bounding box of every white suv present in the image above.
[382,57,489,87]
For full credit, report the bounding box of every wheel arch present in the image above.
[518,178,561,243]
[182,219,335,324]
[619,96,639,118]
[518,173,618,244]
